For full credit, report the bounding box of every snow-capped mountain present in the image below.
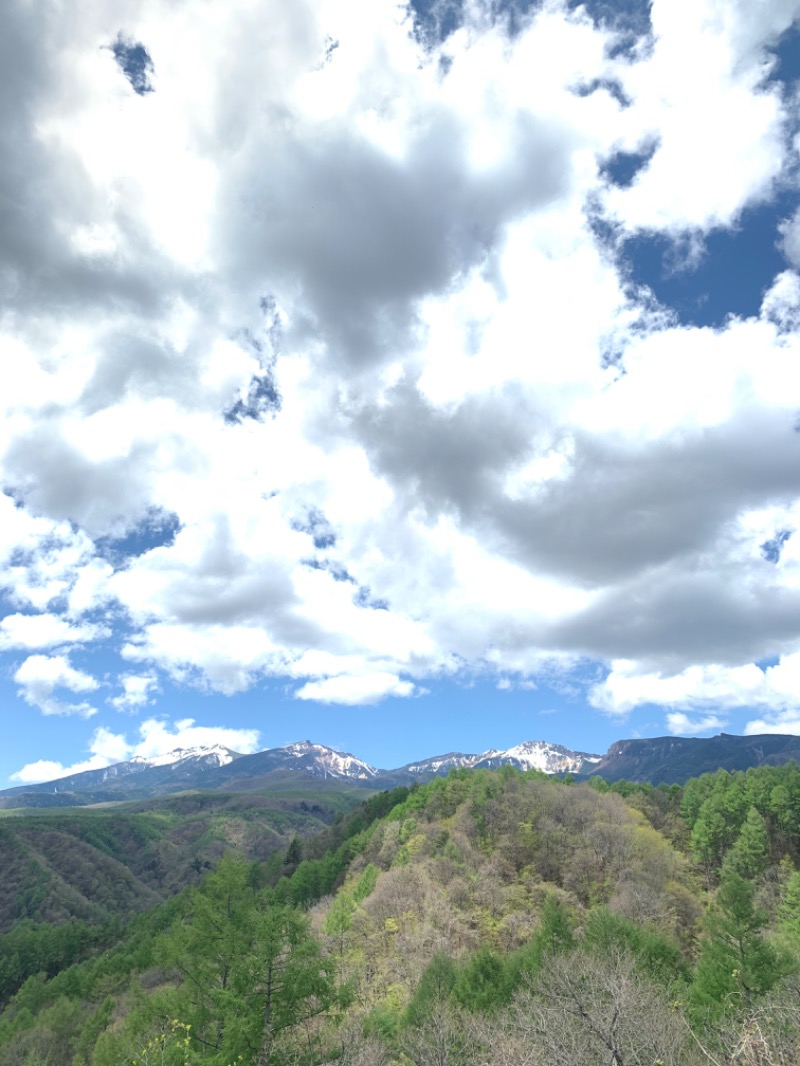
[395,741,600,779]
[4,733,800,810]
[397,752,485,775]
[204,740,382,790]
[0,745,244,800]
[282,741,379,780]
[0,739,598,806]
[473,740,601,775]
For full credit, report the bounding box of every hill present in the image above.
[0,784,367,934]
[1,762,800,1065]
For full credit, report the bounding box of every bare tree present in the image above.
[400,1003,474,1066]
[690,974,800,1066]
[513,949,691,1066]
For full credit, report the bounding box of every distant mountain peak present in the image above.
[397,740,601,778]
[281,741,379,780]
[6,732,800,810]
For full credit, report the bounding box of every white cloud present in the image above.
[744,711,800,735]
[295,672,418,705]
[666,712,728,736]
[761,270,800,333]
[604,0,794,234]
[10,761,79,785]
[780,210,800,271]
[9,717,261,784]
[133,716,261,758]
[0,0,799,737]
[14,654,99,717]
[109,672,158,711]
[0,613,104,651]
[591,654,800,730]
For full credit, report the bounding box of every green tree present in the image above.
[452,948,512,1013]
[352,864,379,903]
[690,800,729,880]
[691,874,785,1017]
[164,854,333,1065]
[721,806,770,880]
[405,954,458,1027]
[283,837,302,868]
[166,853,255,1059]
[776,868,800,955]
[249,905,333,1066]
[324,891,356,957]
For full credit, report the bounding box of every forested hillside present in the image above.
[2,765,800,1065]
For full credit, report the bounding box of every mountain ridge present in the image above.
[4,732,800,808]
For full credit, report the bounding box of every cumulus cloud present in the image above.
[780,209,800,270]
[666,712,729,736]
[132,717,261,758]
[108,672,158,711]
[745,712,800,735]
[1,0,800,751]
[14,654,99,717]
[10,725,131,783]
[591,654,800,720]
[295,672,419,705]
[0,613,105,651]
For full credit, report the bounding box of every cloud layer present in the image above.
[2,0,800,764]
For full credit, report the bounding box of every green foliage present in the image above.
[0,918,106,1004]
[160,854,334,1065]
[324,891,357,947]
[452,947,513,1013]
[721,806,770,879]
[404,954,458,1027]
[682,762,800,877]
[777,868,800,951]
[352,863,379,903]
[691,873,788,1017]
[583,907,688,985]
[5,764,800,1066]
[0,794,348,934]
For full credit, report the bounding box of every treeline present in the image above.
[1,766,799,1064]
[680,762,800,874]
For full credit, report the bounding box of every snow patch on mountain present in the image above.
[401,741,601,777]
[474,740,601,774]
[285,741,379,779]
[401,752,484,774]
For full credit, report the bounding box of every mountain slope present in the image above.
[4,732,800,808]
[4,760,800,1066]
[0,742,378,808]
[0,746,241,804]
[587,733,800,785]
[473,740,601,774]
[207,740,379,789]
[0,788,362,932]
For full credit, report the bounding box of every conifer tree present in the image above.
[721,806,770,880]
[691,873,784,1017]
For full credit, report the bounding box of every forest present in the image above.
[1,763,799,1065]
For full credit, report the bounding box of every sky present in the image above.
[2,0,800,786]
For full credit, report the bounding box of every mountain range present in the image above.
[3,732,800,809]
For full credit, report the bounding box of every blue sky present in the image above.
[2,0,800,786]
